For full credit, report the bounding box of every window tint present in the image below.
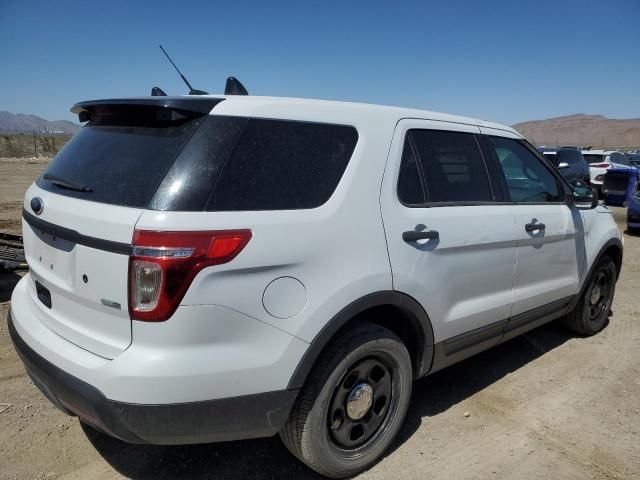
[409,129,493,203]
[584,154,605,164]
[37,110,206,208]
[149,116,247,211]
[488,137,562,203]
[207,119,358,211]
[397,138,426,205]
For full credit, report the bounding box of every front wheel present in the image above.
[280,324,412,478]
[562,256,616,335]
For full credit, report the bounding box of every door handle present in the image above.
[402,230,439,242]
[525,222,546,232]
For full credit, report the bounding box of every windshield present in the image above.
[556,149,582,165]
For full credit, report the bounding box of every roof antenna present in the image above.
[159,45,208,95]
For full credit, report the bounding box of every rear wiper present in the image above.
[43,173,92,192]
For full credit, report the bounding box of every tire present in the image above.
[280,324,412,478]
[562,256,616,336]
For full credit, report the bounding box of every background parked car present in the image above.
[581,150,634,193]
[627,191,640,232]
[603,168,639,206]
[627,153,640,168]
[538,147,590,185]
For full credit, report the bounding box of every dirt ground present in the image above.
[0,158,49,234]
[0,158,639,479]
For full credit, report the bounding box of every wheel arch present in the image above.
[287,291,435,390]
[601,239,623,279]
[569,237,623,312]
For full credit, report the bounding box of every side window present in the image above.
[409,129,493,203]
[488,136,562,203]
[207,119,358,211]
[397,137,426,205]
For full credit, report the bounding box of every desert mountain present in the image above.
[0,111,79,135]
[512,114,640,148]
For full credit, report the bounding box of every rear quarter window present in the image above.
[584,154,605,164]
[206,119,358,211]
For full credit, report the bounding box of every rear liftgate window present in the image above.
[37,105,214,208]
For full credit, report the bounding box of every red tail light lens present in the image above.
[129,229,252,321]
[591,163,610,168]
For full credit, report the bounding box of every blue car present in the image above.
[628,153,640,169]
[628,193,640,232]
[538,147,591,185]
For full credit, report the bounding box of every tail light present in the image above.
[591,163,610,168]
[128,229,252,321]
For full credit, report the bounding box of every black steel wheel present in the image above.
[328,356,393,449]
[562,256,616,335]
[280,324,412,478]
[586,269,612,323]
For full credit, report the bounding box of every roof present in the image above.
[214,95,520,135]
[71,94,521,137]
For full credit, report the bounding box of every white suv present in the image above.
[9,95,622,478]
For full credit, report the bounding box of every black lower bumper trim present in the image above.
[7,309,298,445]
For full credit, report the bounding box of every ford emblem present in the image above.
[30,197,44,215]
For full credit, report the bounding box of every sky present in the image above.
[0,0,638,126]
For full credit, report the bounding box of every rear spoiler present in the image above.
[71,97,224,123]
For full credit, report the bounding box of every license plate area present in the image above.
[27,228,77,288]
[35,280,52,309]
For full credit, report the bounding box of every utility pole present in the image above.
[32,130,38,157]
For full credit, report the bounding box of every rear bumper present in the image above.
[8,308,297,444]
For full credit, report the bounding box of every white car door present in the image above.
[380,120,518,358]
[480,128,580,317]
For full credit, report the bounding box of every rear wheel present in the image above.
[280,324,412,478]
[562,257,616,336]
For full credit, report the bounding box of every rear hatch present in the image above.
[603,168,636,196]
[22,97,222,359]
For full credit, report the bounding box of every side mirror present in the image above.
[557,162,570,169]
[572,185,598,209]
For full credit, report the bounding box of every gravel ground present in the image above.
[0,158,639,479]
